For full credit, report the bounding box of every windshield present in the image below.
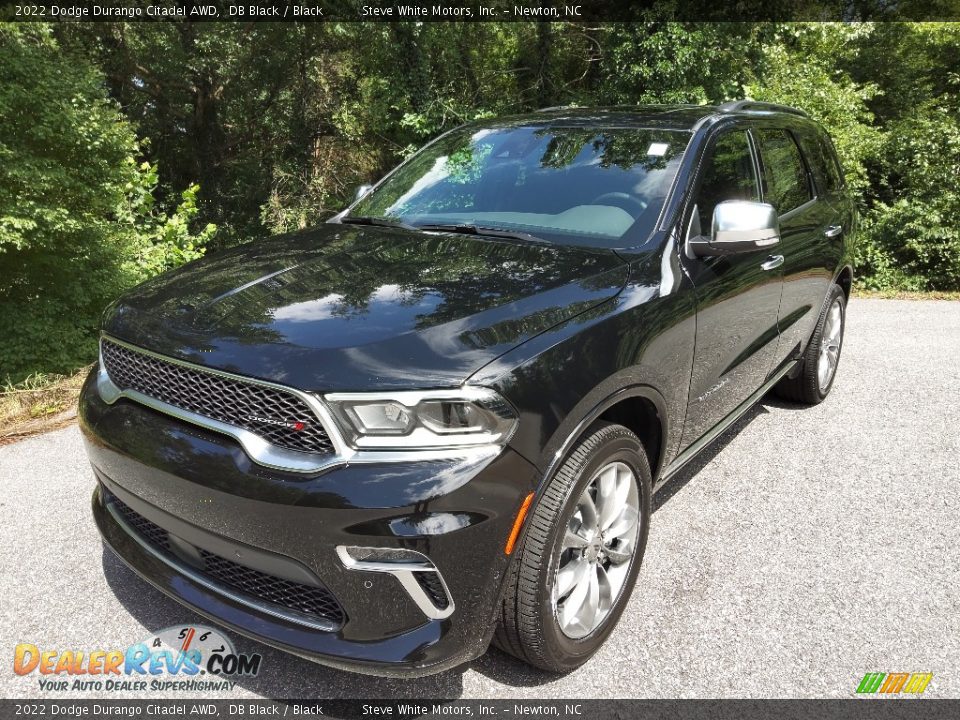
[350,124,690,248]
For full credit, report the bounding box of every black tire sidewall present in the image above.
[812,287,847,400]
[536,432,651,669]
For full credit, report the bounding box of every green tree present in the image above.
[0,24,212,383]
[744,23,881,198]
[858,91,960,290]
[851,23,960,290]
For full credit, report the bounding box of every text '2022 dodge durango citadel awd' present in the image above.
[81,102,856,676]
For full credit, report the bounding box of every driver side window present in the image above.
[695,130,759,234]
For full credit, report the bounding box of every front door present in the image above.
[679,128,785,448]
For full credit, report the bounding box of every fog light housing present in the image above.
[336,545,454,619]
[337,546,429,565]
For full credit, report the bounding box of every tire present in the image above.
[775,283,846,405]
[493,421,651,673]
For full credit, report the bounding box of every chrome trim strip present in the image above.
[778,197,817,222]
[660,360,798,484]
[97,335,500,474]
[336,546,455,620]
[105,499,340,632]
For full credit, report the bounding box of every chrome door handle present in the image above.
[761,255,784,271]
[824,225,843,238]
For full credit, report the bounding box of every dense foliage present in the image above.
[1,21,958,383]
[0,25,213,382]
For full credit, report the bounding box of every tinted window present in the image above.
[797,129,842,195]
[817,135,844,192]
[756,129,812,213]
[695,130,759,233]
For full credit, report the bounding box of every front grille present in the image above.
[106,490,345,627]
[415,571,450,610]
[101,339,334,456]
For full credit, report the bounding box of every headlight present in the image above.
[324,387,518,450]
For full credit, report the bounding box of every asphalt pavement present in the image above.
[1,298,958,699]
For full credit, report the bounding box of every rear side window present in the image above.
[802,131,844,194]
[695,130,759,233]
[755,129,812,214]
[823,138,844,190]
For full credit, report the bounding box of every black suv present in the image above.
[81,102,855,676]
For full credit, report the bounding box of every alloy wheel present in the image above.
[552,461,641,639]
[818,298,844,392]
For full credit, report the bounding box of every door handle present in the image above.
[761,255,784,271]
[824,224,843,238]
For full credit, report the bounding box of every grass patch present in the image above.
[853,288,960,301]
[0,365,92,442]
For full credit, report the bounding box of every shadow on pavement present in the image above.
[652,393,803,512]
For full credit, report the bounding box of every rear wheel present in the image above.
[775,284,846,404]
[493,422,651,672]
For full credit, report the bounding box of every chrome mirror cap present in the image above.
[690,200,780,256]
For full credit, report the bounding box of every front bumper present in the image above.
[80,370,539,677]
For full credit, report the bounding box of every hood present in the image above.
[104,223,629,390]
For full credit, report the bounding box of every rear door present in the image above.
[678,127,785,448]
[753,127,837,363]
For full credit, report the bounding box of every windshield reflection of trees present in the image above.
[358,126,680,219]
[534,128,674,172]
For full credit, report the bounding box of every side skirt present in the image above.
[656,360,798,489]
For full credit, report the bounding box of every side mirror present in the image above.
[690,200,780,257]
[353,184,373,203]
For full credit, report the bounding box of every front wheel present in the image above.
[775,283,846,404]
[493,422,651,673]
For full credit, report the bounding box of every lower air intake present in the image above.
[106,489,345,627]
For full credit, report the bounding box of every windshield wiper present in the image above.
[340,215,416,231]
[416,223,550,245]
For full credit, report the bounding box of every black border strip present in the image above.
[3,0,960,23]
[2,699,960,719]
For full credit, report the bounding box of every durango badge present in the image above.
[246,415,306,431]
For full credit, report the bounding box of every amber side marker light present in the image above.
[505,492,535,555]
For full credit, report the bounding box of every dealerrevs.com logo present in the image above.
[14,625,262,693]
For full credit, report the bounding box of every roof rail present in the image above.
[718,100,808,118]
[535,105,580,113]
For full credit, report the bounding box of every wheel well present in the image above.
[598,396,663,478]
[836,266,853,300]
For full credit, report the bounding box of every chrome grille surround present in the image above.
[101,339,334,455]
[96,335,503,474]
[98,336,347,472]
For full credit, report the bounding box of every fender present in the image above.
[535,383,671,494]
[832,263,854,291]
[490,382,671,618]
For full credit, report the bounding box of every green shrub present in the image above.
[0,25,213,384]
[858,95,960,290]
